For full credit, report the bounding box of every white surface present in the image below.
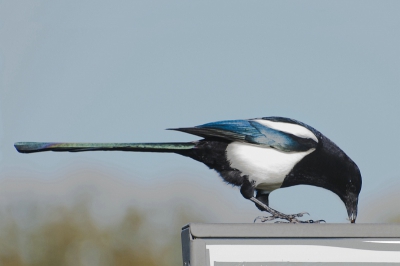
[207,244,400,266]
[365,241,400,244]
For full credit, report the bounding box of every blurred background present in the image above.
[1,0,400,265]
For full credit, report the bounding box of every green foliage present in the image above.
[0,202,200,266]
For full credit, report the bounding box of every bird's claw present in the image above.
[254,216,277,223]
[288,212,309,218]
[303,219,326,223]
[254,212,325,224]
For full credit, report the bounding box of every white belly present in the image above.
[226,142,315,192]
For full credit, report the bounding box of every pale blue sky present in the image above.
[1,0,400,223]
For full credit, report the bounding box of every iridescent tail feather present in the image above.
[14,142,196,153]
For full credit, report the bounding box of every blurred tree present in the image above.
[0,200,202,266]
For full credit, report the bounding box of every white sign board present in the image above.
[181,224,400,266]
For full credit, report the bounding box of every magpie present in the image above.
[14,116,361,223]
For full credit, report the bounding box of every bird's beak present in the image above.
[349,212,356,223]
[345,194,358,223]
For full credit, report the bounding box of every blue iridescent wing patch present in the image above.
[245,121,317,152]
[172,119,317,152]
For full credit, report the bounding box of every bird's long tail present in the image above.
[14,142,196,154]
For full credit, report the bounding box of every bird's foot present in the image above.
[254,212,325,223]
[250,197,325,223]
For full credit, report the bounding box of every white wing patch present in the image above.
[254,119,318,142]
[226,142,315,192]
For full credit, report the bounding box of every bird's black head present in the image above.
[336,158,362,223]
[282,133,362,223]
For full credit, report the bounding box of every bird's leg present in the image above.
[253,191,309,222]
[241,178,293,222]
[255,190,270,211]
[251,197,320,223]
[240,176,256,199]
[241,179,324,223]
